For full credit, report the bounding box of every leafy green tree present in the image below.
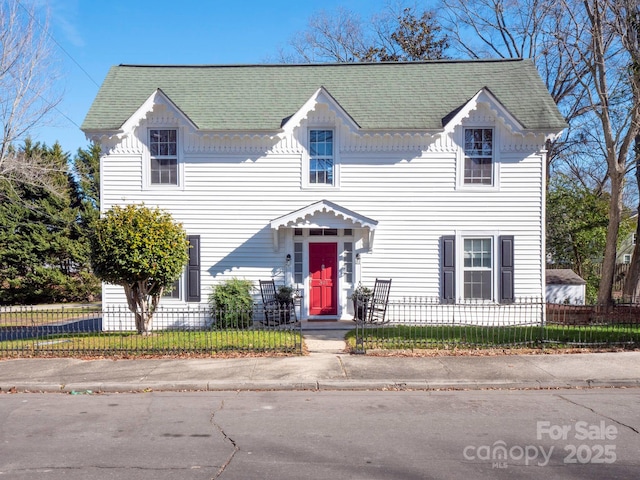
[0,140,98,304]
[90,204,189,334]
[359,8,448,61]
[547,174,633,302]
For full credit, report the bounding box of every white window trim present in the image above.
[457,231,499,303]
[302,127,340,190]
[456,125,500,190]
[142,127,185,190]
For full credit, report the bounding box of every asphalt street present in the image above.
[1,389,639,479]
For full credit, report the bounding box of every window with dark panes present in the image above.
[463,238,492,300]
[150,129,178,185]
[163,278,180,299]
[309,129,333,185]
[464,128,493,185]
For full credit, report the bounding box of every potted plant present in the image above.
[349,283,373,322]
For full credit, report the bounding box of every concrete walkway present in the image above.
[2,323,640,393]
[302,321,351,354]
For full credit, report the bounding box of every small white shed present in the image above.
[546,269,587,305]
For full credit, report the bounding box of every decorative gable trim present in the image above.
[84,89,199,148]
[280,87,360,138]
[270,199,378,251]
[442,88,525,137]
[120,88,198,134]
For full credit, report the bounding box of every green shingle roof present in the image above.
[81,60,567,133]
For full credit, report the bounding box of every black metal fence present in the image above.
[353,298,640,353]
[0,305,302,357]
[3,300,639,356]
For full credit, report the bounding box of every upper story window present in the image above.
[309,129,334,185]
[463,128,493,185]
[149,129,178,185]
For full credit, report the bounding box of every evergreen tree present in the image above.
[73,143,100,228]
[0,140,99,304]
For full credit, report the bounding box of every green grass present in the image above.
[345,324,640,350]
[0,329,303,357]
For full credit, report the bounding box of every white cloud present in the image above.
[46,0,85,48]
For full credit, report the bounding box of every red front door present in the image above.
[309,243,338,316]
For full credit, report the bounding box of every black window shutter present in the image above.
[499,235,514,303]
[186,235,201,302]
[441,235,455,303]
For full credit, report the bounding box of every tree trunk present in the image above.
[623,239,640,301]
[123,282,158,335]
[622,135,640,302]
[597,169,624,307]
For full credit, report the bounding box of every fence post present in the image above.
[540,299,546,350]
[354,320,365,354]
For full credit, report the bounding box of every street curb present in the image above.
[3,379,640,393]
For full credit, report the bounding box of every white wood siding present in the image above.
[99,103,547,319]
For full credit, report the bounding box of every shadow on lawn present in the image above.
[0,317,102,342]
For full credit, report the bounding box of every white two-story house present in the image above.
[82,60,566,324]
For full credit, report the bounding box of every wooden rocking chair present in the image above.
[259,279,278,325]
[259,279,296,325]
[367,278,392,324]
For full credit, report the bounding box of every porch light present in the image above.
[355,253,361,264]
[286,254,291,266]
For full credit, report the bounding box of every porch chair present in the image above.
[259,279,297,325]
[259,279,278,325]
[367,278,392,324]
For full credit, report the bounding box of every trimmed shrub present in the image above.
[209,278,254,329]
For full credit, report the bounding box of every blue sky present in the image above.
[32,0,389,156]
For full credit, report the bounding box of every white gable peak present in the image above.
[119,88,199,137]
[280,87,360,137]
[442,88,525,136]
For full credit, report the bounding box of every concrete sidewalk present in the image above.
[1,327,639,392]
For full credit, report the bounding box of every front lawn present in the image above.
[0,329,302,357]
[345,324,640,350]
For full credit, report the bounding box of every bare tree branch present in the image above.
[0,0,63,195]
[279,4,448,63]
